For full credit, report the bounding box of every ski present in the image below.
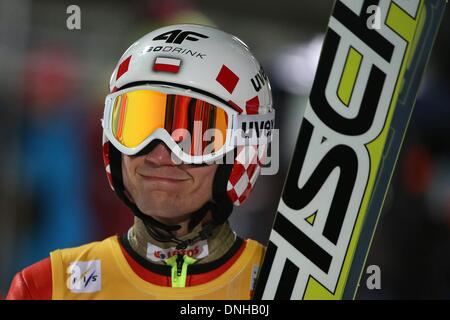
[254,0,447,300]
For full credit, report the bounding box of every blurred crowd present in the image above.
[0,0,448,299]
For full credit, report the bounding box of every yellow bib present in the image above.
[50,236,265,300]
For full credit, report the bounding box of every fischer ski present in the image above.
[254,0,447,300]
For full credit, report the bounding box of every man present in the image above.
[6,24,275,299]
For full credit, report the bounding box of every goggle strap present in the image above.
[232,109,275,146]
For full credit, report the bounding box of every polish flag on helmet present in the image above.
[152,57,181,73]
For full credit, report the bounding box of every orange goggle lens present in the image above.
[110,90,229,155]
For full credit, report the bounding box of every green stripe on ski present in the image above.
[337,47,362,106]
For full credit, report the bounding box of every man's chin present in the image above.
[140,211,192,226]
[137,202,192,222]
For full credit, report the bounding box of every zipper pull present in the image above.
[176,254,184,277]
[165,254,197,288]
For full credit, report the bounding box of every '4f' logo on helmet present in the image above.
[153,29,209,44]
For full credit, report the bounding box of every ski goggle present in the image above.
[102,85,275,163]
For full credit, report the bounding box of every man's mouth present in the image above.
[137,173,190,182]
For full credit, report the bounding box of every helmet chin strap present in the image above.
[109,140,234,250]
[141,194,233,250]
[139,201,216,249]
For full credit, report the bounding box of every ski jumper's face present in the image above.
[121,142,218,225]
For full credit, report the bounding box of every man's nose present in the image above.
[144,142,177,166]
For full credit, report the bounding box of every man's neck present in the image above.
[127,217,237,264]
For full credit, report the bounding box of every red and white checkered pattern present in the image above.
[226,145,263,205]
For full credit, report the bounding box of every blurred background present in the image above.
[0,0,448,299]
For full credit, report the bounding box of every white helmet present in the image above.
[102,24,274,233]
